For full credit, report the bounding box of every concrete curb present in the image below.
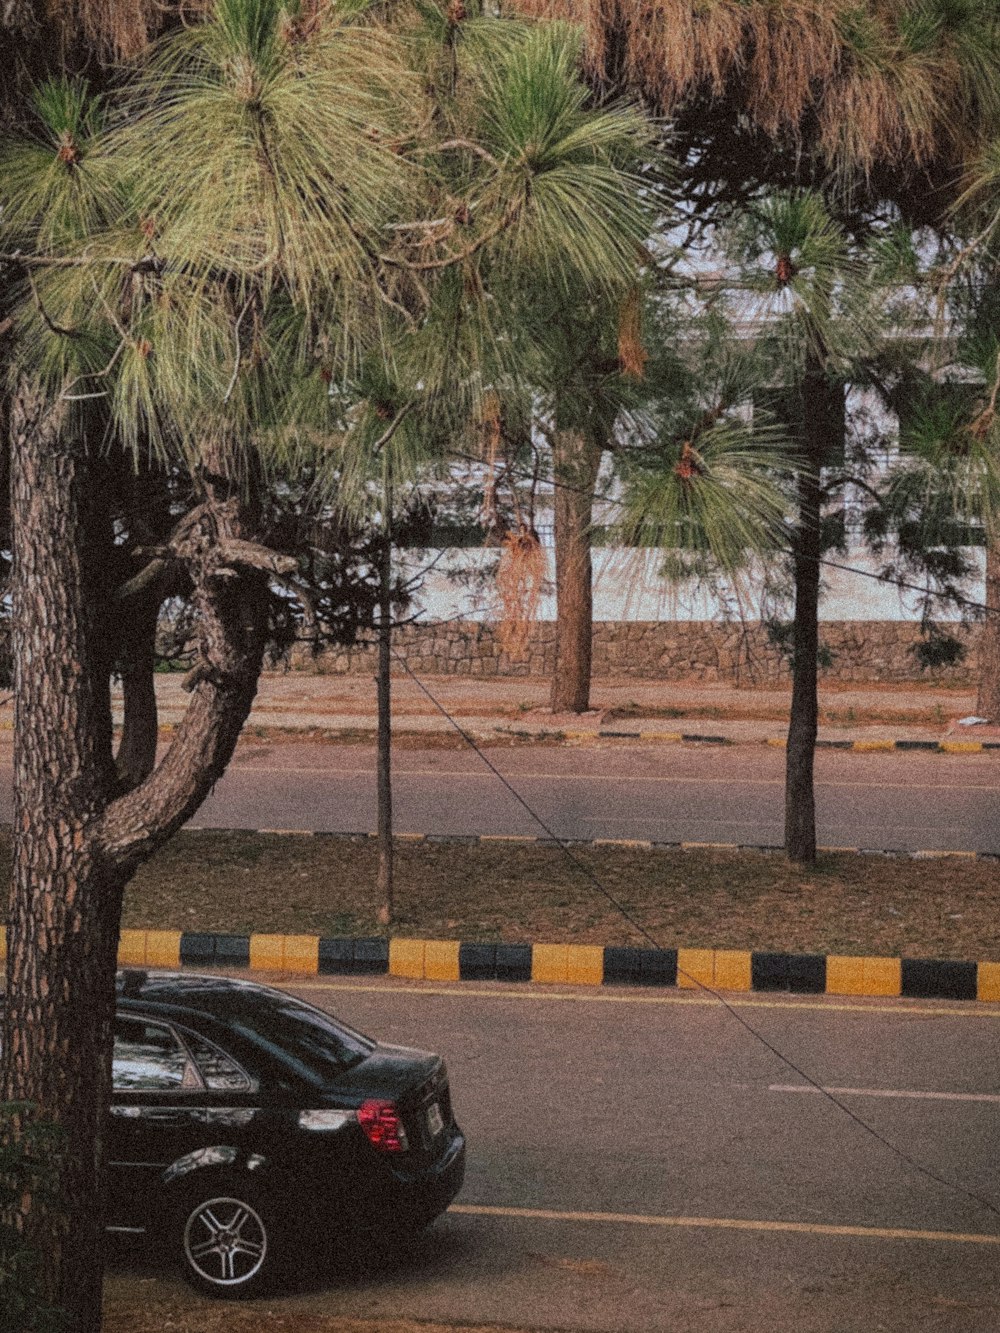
[183,826,1000,860]
[15,928,987,1003]
[5,715,997,751]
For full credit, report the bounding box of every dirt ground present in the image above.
[88,831,1000,961]
[102,1285,540,1333]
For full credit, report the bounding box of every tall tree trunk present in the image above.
[376,528,393,926]
[550,429,601,713]
[784,452,821,864]
[1,389,271,1333]
[976,538,1000,720]
[2,378,122,1332]
[784,365,842,866]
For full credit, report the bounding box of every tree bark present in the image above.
[1,388,271,1333]
[114,588,164,790]
[550,429,601,714]
[2,378,122,1332]
[784,365,841,865]
[976,538,1000,720]
[376,527,393,926]
[784,453,821,864]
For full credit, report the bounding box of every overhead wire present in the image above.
[379,431,1000,1217]
[392,651,1000,1225]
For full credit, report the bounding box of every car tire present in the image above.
[176,1178,279,1299]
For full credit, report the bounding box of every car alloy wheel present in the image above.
[181,1192,269,1296]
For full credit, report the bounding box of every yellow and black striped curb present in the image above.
[595,731,1000,753]
[2,926,993,1003]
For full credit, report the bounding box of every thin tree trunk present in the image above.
[784,364,843,865]
[550,429,601,713]
[976,538,1000,720]
[376,527,393,926]
[784,451,821,864]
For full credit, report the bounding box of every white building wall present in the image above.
[403,545,986,624]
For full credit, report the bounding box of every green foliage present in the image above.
[885,378,1000,542]
[479,26,650,298]
[617,420,790,576]
[612,300,791,577]
[911,626,967,672]
[0,1105,67,1333]
[727,189,879,374]
[0,76,119,251]
[1,0,652,513]
[764,618,836,672]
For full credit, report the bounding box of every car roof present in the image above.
[117,970,284,1013]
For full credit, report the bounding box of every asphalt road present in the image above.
[181,742,1000,852]
[1,741,996,850]
[120,978,1000,1332]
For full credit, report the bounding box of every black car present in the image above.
[104,970,465,1297]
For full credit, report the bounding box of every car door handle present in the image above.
[111,1106,204,1124]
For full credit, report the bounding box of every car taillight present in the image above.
[357,1099,409,1153]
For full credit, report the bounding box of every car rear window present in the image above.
[113,1017,199,1091]
[227,992,375,1084]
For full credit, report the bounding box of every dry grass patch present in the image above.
[73,832,1000,962]
[236,728,570,750]
[0,829,993,960]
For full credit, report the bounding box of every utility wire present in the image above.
[393,649,1000,1226]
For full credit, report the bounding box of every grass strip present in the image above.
[75,831,1000,962]
[1,829,993,961]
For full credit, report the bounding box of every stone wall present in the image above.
[298,620,981,684]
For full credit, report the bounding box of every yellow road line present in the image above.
[449,1203,1000,1247]
[288,979,1000,1019]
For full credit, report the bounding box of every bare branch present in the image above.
[27,270,79,338]
[370,401,415,455]
[373,281,419,329]
[59,336,127,402]
[214,538,298,576]
[114,557,169,604]
[386,216,455,234]
[380,197,522,272]
[0,249,163,272]
[433,138,500,167]
[88,273,131,344]
[223,296,253,404]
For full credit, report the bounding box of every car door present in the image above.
[106,1014,212,1232]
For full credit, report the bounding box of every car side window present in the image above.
[113,1017,202,1092]
[183,1031,252,1092]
